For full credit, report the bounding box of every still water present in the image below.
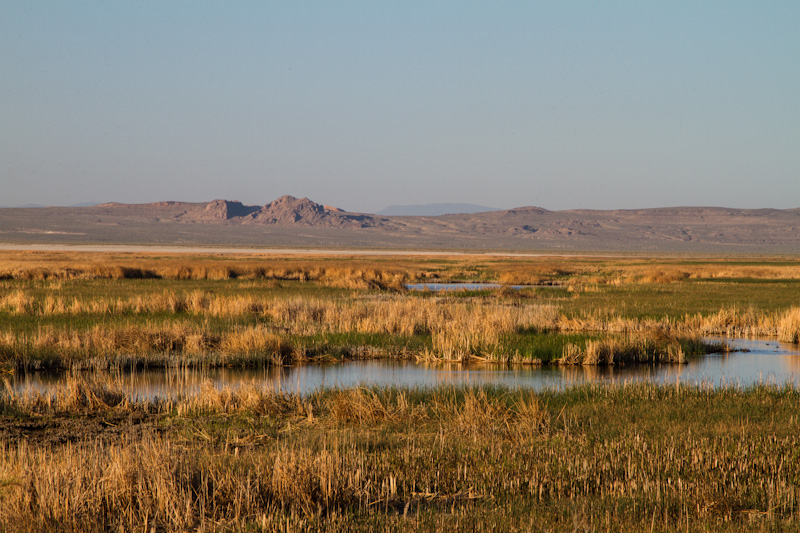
[8,338,800,400]
[405,283,534,291]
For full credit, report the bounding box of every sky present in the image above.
[2,2,798,212]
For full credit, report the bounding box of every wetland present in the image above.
[1,250,800,531]
[9,338,800,400]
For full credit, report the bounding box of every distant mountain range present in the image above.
[376,203,501,216]
[0,202,101,208]
[0,195,798,253]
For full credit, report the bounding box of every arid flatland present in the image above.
[1,195,798,253]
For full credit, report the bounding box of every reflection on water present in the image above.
[407,282,499,291]
[8,338,800,399]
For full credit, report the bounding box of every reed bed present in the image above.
[0,289,547,330]
[0,292,719,368]
[1,252,798,372]
[3,250,800,285]
[0,252,419,287]
[491,260,800,286]
[557,305,800,340]
[0,287,777,369]
[1,380,799,531]
[3,279,797,342]
[0,323,293,370]
[9,285,798,340]
[559,334,688,365]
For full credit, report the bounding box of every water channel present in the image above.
[7,338,800,400]
[405,282,549,291]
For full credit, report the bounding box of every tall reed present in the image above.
[778,307,800,343]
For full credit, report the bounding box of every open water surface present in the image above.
[405,282,545,291]
[8,338,800,400]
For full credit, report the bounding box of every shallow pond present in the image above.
[405,282,534,291]
[8,338,800,399]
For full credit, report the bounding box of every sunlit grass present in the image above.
[1,380,799,531]
[0,252,798,371]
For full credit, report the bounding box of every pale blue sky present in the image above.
[2,2,798,212]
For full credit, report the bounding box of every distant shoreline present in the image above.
[1,243,797,260]
[0,243,547,257]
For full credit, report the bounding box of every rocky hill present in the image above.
[249,196,394,228]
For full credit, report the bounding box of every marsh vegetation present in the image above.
[2,378,800,531]
[1,251,799,372]
[1,251,800,530]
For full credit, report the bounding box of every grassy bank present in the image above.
[1,380,799,531]
[0,252,798,370]
[0,292,724,369]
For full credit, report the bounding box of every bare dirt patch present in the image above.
[0,410,161,446]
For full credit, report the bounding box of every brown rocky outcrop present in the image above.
[198,200,261,221]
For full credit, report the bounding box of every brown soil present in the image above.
[0,410,161,446]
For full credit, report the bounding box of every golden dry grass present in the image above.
[0,251,420,285]
[2,379,800,531]
[1,251,798,371]
[778,307,800,343]
[3,250,800,285]
[0,285,790,368]
[0,323,293,369]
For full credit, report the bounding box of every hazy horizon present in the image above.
[2,3,798,212]
[3,196,800,215]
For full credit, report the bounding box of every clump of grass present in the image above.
[778,307,800,343]
[559,330,714,365]
[176,381,305,417]
[10,376,129,413]
[431,388,549,440]
[637,267,690,283]
[221,326,294,364]
[322,267,408,291]
[326,387,417,424]
[422,303,559,361]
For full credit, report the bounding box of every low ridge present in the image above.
[0,195,797,252]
